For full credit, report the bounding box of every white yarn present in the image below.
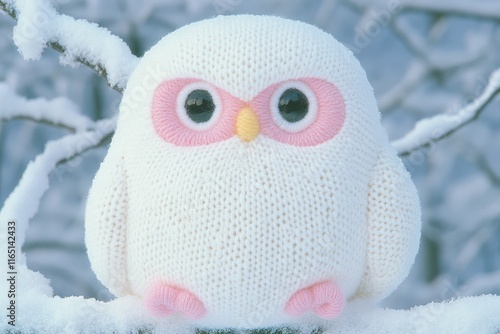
[85,15,421,328]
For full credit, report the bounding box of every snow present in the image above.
[0,82,93,131]
[1,264,499,333]
[403,0,500,20]
[391,68,500,155]
[351,0,500,20]
[1,265,190,334]
[10,0,139,91]
[0,117,115,266]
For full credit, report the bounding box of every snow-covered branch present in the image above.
[0,83,93,131]
[0,0,139,93]
[402,0,500,21]
[391,68,500,156]
[0,117,116,266]
[379,17,488,116]
[348,0,500,20]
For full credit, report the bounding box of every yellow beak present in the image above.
[236,107,260,142]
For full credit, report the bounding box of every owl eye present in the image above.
[270,81,318,133]
[278,88,309,123]
[176,83,222,131]
[184,89,215,123]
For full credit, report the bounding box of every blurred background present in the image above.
[1,0,499,309]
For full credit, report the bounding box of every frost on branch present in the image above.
[0,117,116,266]
[391,68,500,156]
[0,83,93,131]
[350,0,500,20]
[0,0,139,92]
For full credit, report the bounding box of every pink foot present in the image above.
[145,282,206,320]
[285,281,345,319]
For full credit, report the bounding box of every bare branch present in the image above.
[459,270,500,296]
[380,16,488,115]
[391,17,488,72]
[392,69,500,156]
[378,61,430,112]
[477,154,500,186]
[2,115,85,131]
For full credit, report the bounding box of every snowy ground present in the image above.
[1,265,499,334]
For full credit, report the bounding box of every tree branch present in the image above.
[402,0,500,21]
[0,0,138,93]
[0,83,94,132]
[392,69,500,156]
[0,0,15,18]
[390,17,488,72]
[378,61,430,112]
[348,0,500,20]
[0,117,116,265]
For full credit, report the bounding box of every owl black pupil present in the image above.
[184,89,215,123]
[278,88,309,123]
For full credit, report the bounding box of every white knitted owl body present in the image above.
[85,15,421,328]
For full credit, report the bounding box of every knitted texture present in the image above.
[285,281,345,319]
[85,15,421,328]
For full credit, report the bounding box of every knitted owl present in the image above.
[85,15,421,328]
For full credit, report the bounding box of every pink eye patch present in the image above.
[152,78,244,146]
[151,77,345,147]
[251,78,345,147]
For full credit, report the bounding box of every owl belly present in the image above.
[126,172,366,327]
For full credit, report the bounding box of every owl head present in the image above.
[117,14,385,154]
